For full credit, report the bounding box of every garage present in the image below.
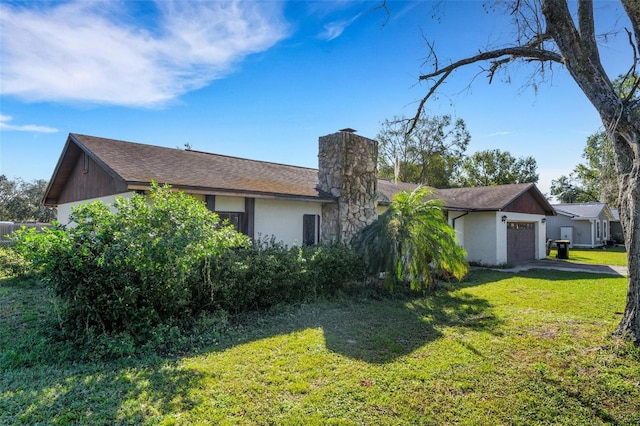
[507,222,536,263]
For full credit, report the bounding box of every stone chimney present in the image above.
[317,129,378,244]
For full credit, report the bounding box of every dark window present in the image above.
[218,212,243,232]
[303,214,320,245]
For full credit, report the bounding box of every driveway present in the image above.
[487,258,628,277]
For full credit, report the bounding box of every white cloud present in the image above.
[0,114,58,133]
[319,13,361,41]
[0,1,288,107]
[487,131,512,137]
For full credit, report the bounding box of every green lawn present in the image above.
[548,245,628,266]
[1,270,638,425]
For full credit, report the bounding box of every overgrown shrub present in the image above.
[13,183,249,341]
[202,239,364,313]
[0,245,29,278]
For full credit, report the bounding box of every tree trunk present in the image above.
[609,114,640,342]
[542,0,640,342]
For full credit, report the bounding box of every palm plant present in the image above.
[355,186,468,291]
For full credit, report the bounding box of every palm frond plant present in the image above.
[354,186,468,291]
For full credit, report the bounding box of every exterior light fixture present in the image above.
[541,217,547,224]
[501,215,508,223]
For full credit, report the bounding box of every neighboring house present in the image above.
[44,131,554,264]
[546,203,614,248]
[610,208,624,243]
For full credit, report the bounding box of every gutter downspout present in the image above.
[451,211,469,230]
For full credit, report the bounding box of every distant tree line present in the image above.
[376,114,539,188]
[0,175,56,222]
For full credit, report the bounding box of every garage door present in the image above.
[507,222,536,263]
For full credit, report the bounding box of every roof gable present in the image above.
[435,183,555,215]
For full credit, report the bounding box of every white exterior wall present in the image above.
[449,211,547,265]
[57,192,135,225]
[254,198,322,246]
[454,211,500,265]
[504,212,548,262]
[216,195,245,212]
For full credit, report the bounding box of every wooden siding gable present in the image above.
[503,189,549,215]
[44,135,128,206]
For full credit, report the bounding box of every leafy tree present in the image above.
[550,75,636,205]
[376,114,470,187]
[550,173,592,203]
[551,131,617,204]
[404,0,640,343]
[0,175,56,222]
[354,186,468,291]
[455,149,539,187]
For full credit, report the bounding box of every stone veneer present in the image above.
[317,130,378,244]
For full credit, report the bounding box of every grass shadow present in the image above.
[0,273,501,423]
[217,279,503,364]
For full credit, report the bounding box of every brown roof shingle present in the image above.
[435,183,553,213]
[71,133,332,200]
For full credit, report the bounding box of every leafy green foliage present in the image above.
[355,186,468,291]
[376,114,470,187]
[203,239,364,313]
[0,175,56,222]
[550,75,637,205]
[454,149,538,187]
[13,183,249,340]
[0,245,29,278]
[551,131,618,204]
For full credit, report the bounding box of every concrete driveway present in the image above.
[486,258,628,277]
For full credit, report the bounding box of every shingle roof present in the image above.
[70,133,332,200]
[435,183,552,212]
[552,202,609,219]
[47,134,554,216]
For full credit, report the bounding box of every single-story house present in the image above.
[546,203,614,248]
[44,131,554,265]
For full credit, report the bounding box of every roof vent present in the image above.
[339,128,357,133]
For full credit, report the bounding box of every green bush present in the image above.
[13,183,249,340]
[203,239,364,313]
[0,245,29,278]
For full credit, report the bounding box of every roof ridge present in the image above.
[71,133,319,172]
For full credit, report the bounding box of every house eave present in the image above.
[126,182,336,203]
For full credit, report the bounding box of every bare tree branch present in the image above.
[407,45,563,134]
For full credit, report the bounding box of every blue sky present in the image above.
[0,0,633,198]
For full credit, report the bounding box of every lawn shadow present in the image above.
[0,274,503,423]
[220,278,504,364]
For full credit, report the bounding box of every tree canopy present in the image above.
[376,114,470,188]
[550,131,617,204]
[454,149,539,187]
[0,175,56,222]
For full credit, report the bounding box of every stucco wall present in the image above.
[449,211,547,265]
[254,198,322,246]
[57,192,135,225]
[215,196,245,212]
[454,211,499,265]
